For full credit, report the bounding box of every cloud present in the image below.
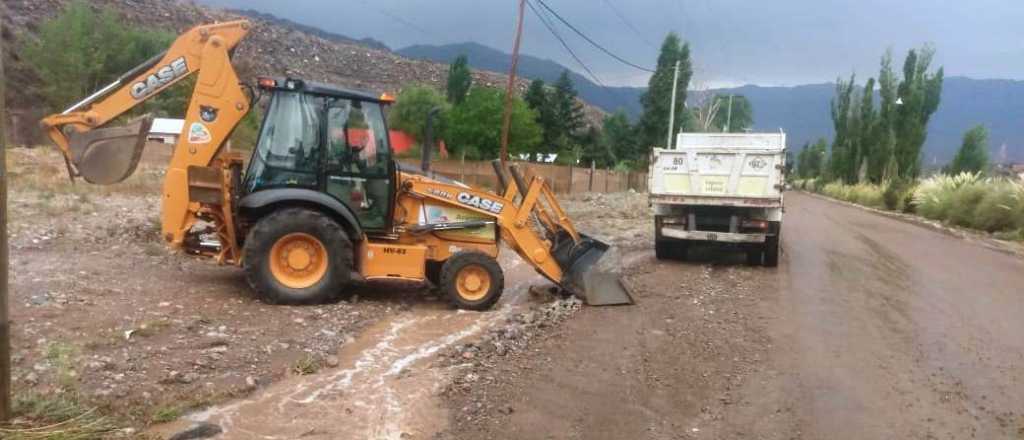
[200,0,1024,86]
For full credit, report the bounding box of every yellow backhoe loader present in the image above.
[40,20,632,308]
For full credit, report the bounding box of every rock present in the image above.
[495,345,508,356]
[245,376,257,390]
[181,372,200,384]
[168,422,223,440]
[325,355,340,368]
[461,351,476,360]
[23,372,38,384]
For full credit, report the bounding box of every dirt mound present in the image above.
[3,0,606,144]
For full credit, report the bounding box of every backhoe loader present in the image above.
[40,20,632,308]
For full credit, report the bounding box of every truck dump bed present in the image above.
[649,132,786,207]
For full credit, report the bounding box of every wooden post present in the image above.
[499,0,527,164]
[459,151,466,183]
[588,161,595,192]
[626,171,632,191]
[604,169,610,192]
[0,17,10,420]
[567,162,574,194]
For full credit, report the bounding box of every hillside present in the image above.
[0,0,605,144]
[402,43,1024,162]
[398,42,644,116]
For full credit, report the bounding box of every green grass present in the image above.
[291,354,320,376]
[150,405,181,424]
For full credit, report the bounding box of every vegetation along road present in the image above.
[440,191,1024,440]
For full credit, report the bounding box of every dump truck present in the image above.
[40,20,632,308]
[648,132,786,266]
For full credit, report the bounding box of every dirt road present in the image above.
[441,191,1024,439]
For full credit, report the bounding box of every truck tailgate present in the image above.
[649,133,786,205]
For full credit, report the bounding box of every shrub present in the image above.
[947,182,988,228]
[884,179,911,211]
[971,180,1024,232]
[913,172,982,221]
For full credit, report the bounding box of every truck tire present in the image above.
[746,249,763,266]
[763,223,781,267]
[243,208,353,304]
[656,240,688,261]
[440,251,504,311]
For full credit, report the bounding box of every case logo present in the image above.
[457,192,504,214]
[130,57,188,100]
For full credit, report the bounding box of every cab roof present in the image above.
[264,77,388,103]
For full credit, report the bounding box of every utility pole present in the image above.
[724,94,734,133]
[499,0,527,165]
[666,59,681,148]
[0,17,10,421]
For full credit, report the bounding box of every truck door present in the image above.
[323,98,394,232]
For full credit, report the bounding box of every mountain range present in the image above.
[398,43,1024,163]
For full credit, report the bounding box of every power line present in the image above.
[526,0,631,110]
[356,0,436,38]
[599,0,655,48]
[533,0,655,73]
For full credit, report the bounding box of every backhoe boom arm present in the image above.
[39,20,252,249]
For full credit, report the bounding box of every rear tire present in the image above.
[746,249,763,266]
[243,208,353,304]
[440,252,504,311]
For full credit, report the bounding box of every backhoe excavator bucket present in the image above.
[67,116,152,184]
[552,232,634,306]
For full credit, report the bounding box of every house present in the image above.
[148,118,184,144]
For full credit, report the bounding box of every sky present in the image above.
[199,0,1024,88]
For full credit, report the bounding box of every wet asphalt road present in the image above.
[726,192,1024,439]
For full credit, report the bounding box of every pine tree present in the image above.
[551,70,585,147]
[638,33,692,152]
[446,54,472,104]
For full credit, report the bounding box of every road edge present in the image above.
[796,190,1024,259]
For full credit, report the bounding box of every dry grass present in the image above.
[6,146,164,199]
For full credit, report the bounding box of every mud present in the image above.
[439,191,1024,439]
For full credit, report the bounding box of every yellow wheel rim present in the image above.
[455,264,491,302]
[269,232,328,289]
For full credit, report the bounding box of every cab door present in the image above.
[323,98,394,232]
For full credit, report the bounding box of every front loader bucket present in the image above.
[553,233,634,306]
[67,116,152,184]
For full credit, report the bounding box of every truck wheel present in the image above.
[746,250,763,266]
[243,208,353,304]
[440,252,504,311]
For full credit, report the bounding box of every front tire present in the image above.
[440,252,504,311]
[243,208,354,304]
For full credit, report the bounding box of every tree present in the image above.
[601,110,638,166]
[446,55,472,105]
[710,94,753,132]
[638,33,692,151]
[893,46,944,179]
[948,125,989,174]
[523,78,557,159]
[388,85,449,145]
[796,138,828,179]
[445,87,541,160]
[22,1,185,115]
[551,70,585,140]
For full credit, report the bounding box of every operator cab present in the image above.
[244,78,396,232]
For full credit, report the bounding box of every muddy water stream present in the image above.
[153,256,542,439]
